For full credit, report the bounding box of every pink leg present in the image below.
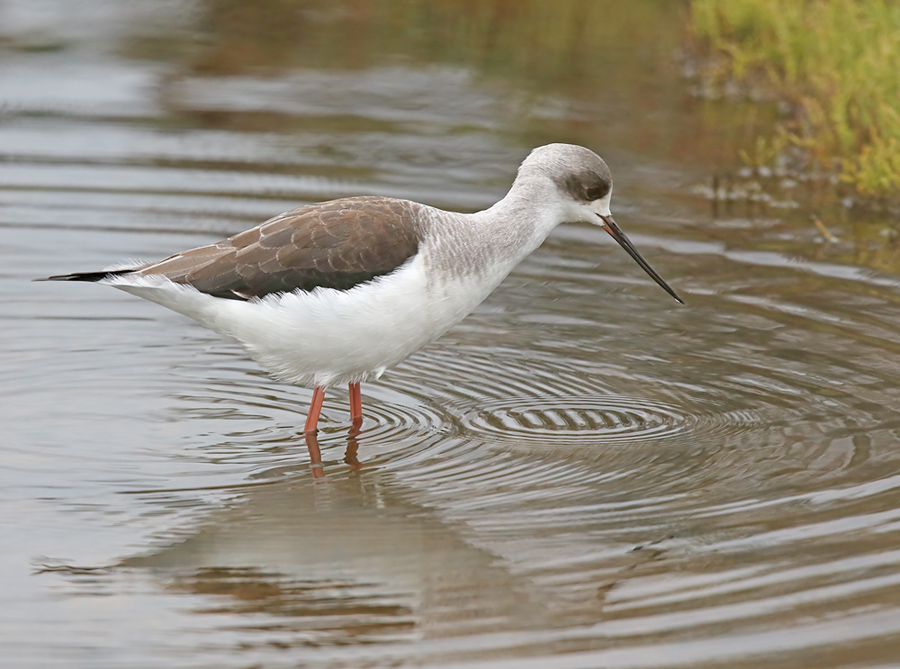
[348,382,363,429]
[304,386,326,435]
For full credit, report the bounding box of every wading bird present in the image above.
[42,144,682,437]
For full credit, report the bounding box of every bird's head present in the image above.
[521,144,683,304]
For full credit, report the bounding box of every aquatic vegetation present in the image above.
[690,0,900,201]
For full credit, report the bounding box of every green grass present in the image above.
[690,0,900,199]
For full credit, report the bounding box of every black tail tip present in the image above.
[34,270,133,283]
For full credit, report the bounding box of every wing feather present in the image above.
[138,196,421,300]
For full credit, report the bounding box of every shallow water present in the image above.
[3,1,900,667]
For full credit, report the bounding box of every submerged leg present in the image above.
[348,382,363,428]
[304,385,326,434]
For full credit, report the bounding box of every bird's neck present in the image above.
[420,175,566,297]
[475,176,564,258]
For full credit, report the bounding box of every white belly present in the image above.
[109,253,491,387]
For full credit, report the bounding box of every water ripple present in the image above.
[459,395,761,446]
[6,23,900,666]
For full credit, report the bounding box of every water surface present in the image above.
[3,1,900,667]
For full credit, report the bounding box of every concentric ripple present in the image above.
[460,395,767,446]
[382,345,767,450]
[322,390,457,446]
[463,395,686,444]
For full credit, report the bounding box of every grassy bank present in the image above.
[690,0,900,201]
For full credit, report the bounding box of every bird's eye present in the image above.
[585,183,609,201]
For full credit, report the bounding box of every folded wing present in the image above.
[138,196,421,300]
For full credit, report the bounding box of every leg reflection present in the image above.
[344,432,362,471]
[304,431,326,479]
[303,429,365,478]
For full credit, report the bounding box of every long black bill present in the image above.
[600,215,683,304]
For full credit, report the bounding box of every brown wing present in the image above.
[138,196,421,300]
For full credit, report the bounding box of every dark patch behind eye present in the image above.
[585,182,610,202]
[556,170,611,203]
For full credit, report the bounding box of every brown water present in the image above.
[4,1,900,667]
